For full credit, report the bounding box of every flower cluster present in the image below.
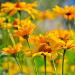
[0,1,75,75]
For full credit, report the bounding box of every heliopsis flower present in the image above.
[25,34,58,59]
[1,1,38,19]
[46,30,75,50]
[36,10,55,20]
[1,2,14,13]
[13,18,36,39]
[53,5,75,20]
[2,43,22,54]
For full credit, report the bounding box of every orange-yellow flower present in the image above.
[1,1,38,19]
[13,18,36,39]
[35,10,55,20]
[25,35,58,59]
[46,30,75,50]
[2,43,22,54]
[53,5,75,20]
[1,2,14,13]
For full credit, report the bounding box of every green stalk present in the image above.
[67,21,71,30]
[7,29,15,46]
[33,58,38,75]
[14,55,24,75]
[26,38,30,48]
[62,49,66,75]
[8,29,23,75]
[52,60,57,75]
[44,55,46,75]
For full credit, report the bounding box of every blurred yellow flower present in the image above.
[70,65,75,71]
[2,43,22,54]
[13,18,36,39]
[35,10,55,20]
[1,1,38,19]
[2,61,30,75]
[25,35,58,59]
[46,30,75,50]
[53,5,75,20]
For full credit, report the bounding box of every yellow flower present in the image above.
[1,2,14,13]
[25,35,58,59]
[0,17,5,24]
[70,65,75,71]
[36,10,55,20]
[1,1,38,19]
[2,61,30,75]
[53,5,75,20]
[46,30,75,50]
[2,43,22,54]
[13,18,36,38]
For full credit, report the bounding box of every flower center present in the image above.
[39,44,52,53]
[15,3,20,8]
[66,12,71,16]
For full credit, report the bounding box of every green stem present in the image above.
[7,57,10,75]
[14,56,23,75]
[44,55,46,75]
[52,60,57,75]
[33,58,38,75]
[62,49,66,75]
[7,29,15,46]
[26,39,30,48]
[67,21,71,30]
[8,29,23,75]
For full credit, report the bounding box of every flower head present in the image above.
[53,5,75,20]
[13,18,36,38]
[2,43,22,55]
[46,30,75,50]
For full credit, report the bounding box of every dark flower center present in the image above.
[39,44,52,53]
[15,3,20,8]
[66,12,71,16]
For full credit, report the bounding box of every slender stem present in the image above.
[8,30,23,75]
[62,49,66,75]
[33,58,38,75]
[7,29,15,46]
[17,10,21,26]
[14,56,23,75]
[18,53,24,75]
[7,57,10,75]
[67,21,71,30]
[44,55,46,75]
[26,39,30,48]
[52,60,57,75]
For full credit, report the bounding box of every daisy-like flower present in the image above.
[36,10,55,20]
[1,2,14,14]
[13,18,36,41]
[53,5,75,20]
[1,1,38,19]
[46,30,75,50]
[2,43,22,55]
[25,34,58,59]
